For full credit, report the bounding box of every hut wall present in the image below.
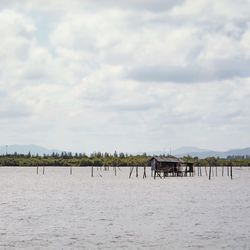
[156,162,177,172]
[151,159,156,170]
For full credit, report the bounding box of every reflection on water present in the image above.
[0,167,249,249]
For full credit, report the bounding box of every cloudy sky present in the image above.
[1,0,250,153]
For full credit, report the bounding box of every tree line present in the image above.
[0,152,249,167]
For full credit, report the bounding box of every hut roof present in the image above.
[149,156,184,163]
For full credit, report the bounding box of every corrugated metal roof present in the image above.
[149,156,183,163]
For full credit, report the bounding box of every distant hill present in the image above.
[0,144,63,155]
[172,146,209,155]
[145,146,250,158]
[174,147,250,158]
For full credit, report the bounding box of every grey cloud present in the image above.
[103,102,159,112]
[22,67,50,81]
[0,102,32,118]
[0,91,32,119]
[0,90,7,97]
[0,0,185,13]
[126,58,250,83]
[90,0,185,12]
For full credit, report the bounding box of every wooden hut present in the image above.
[149,156,194,178]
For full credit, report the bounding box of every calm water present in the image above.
[0,167,249,249]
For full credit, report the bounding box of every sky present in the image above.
[1,0,250,153]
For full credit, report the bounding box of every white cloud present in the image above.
[0,1,250,152]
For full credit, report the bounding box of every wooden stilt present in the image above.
[136,166,138,178]
[37,166,39,175]
[143,166,146,179]
[222,166,224,176]
[209,166,212,180]
[43,166,45,175]
[157,172,162,179]
[129,167,134,178]
[115,166,117,176]
[91,166,94,177]
[205,167,208,176]
[215,166,217,176]
[230,166,233,179]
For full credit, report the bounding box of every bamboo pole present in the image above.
[143,166,146,179]
[91,166,94,177]
[129,167,134,178]
[205,166,208,176]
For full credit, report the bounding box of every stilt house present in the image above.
[149,156,194,178]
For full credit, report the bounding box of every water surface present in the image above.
[0,167,249,249]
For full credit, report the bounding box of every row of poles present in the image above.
[36,166,73,175]
[36,165,233,180]
[196,166,233,179]
[35,165,146,178]
[36,165,119,177]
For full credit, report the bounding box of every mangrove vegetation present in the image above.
[0,152,250,167]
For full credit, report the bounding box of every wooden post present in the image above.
[43,166,45,175]
[129,167,134,178]
[157,172,162,179]
[143,166,146,179]
[227,166,229,176]
[209,165,212,180]
[205,166,208,176]
[91,166,94,177]
[37,166,39,175]
[215,166,217,176]
[222,166,224,176]
[230,165,233,179]
[136,166,138,178]
[115,166,117,176]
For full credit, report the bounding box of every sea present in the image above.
[0,166,249,249]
